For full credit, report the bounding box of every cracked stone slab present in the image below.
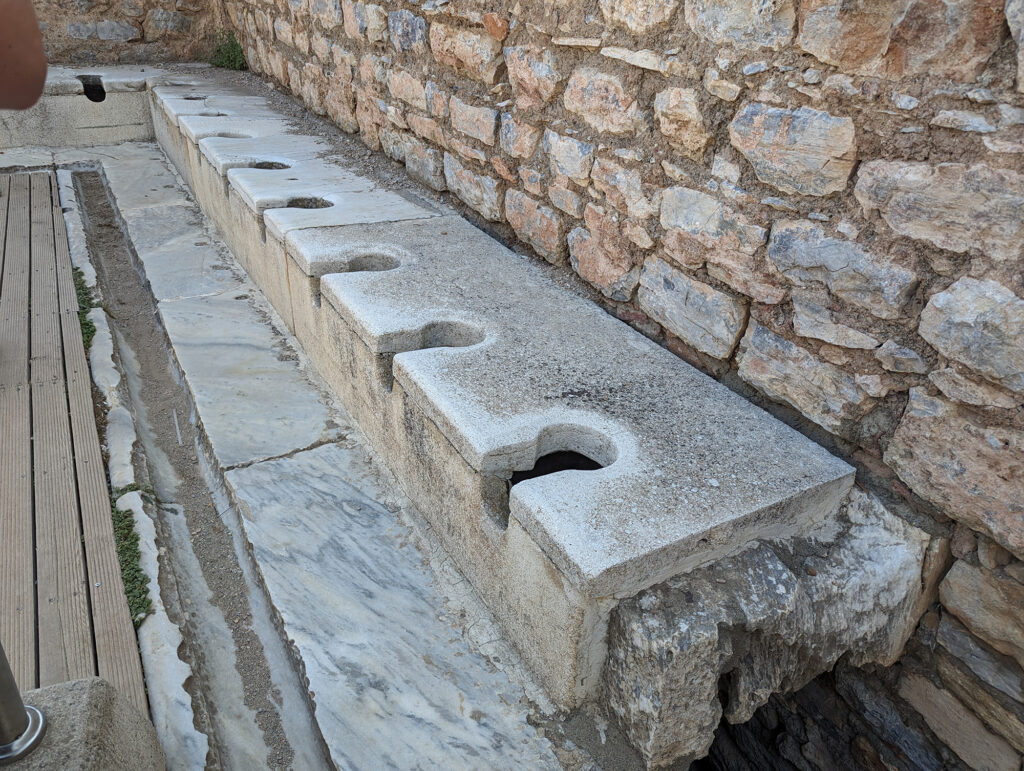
[157,290,342,468]
[224,443,560,770]
[316,215,854,597]
[197,134,337,176]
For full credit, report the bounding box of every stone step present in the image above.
[147,73,857,706]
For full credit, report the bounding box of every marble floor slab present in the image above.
[225,444,559,769]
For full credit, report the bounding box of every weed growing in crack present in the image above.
[111,484,154,628]
[211,32,247,71]
[73,266,98,351]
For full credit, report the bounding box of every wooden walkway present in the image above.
[0,171,147,714]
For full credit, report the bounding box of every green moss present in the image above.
[211,32,247,71]
[72,267,97,351]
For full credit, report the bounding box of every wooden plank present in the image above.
[51,175,148,714]
[0,174,37,688]
[29,172,94,687]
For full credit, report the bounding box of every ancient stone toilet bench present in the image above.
[12,69,939,767]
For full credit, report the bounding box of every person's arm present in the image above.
[0,0,47,110]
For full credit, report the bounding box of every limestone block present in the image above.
[937,614,1024,703]
[737,322,876,433]
[403,136,446,191]
[685,0,795,50]
[499,113,541,158]
[792,294,880,349]
[661,186,766,259]
[797,0,904,71]
[568,203,641,300]
[442,152,503,221]
[638,256,747,359]
[388,70,426,111]
[343,1,387,42]
[599,0,681,33]
[591,159,658,220]
[898,673,1019,770]
[874,339,929,373]
[542,129,594,184]
[97,20,142,42]
[449,96,497,145]
[19,678,164,771]
[653,88,709,159]
[935,651,1024,752]
[563,68,643,135]
[387,9,427,51]
[505,46,564,110]
[143,9,190,39]
[505,190,566,262]
[886,389,1024,557]
[730,104,855,196]
[917,278,1024,394]
[604,488,932,767]
[430,23,504,84]
[767,220,917,319]
[855,161,1024,263]
[928,368,1020,409]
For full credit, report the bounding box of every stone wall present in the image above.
[35,0,221,63]
[220,0,1023,765]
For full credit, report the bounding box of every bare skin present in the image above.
[0,0,47,110]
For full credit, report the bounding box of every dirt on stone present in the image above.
[75,169,324,770]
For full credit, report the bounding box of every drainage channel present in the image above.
[74,169,332,770]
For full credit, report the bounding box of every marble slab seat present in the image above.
[0,66,160,148]
[146,78,858,707]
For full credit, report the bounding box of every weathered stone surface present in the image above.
[388,9,427,52]
[599,0,680,33]
[343,1,387,42]
[19,678,165,771]
[548,184,584,217]
[388,70,426,111]
[600,47,668,72]
[886,389,1024,557]
[325,66,358,133]
[738,323,876,433]
[768,220,917,319]
[729,104,856,196]
[800,0,1004,80]
[542,130,594,184]
[591,159,658,219]
[563,69,643,135]
[703,68,741,101]
[449,96,497,145]
[300,62,328,114]
[505,190,566,262]
[875,339,929,373]
[568,204,641,300]
[443,152,502,220]
[855,161,1024,262]
[706,250,788,305]
[654,88,710,159]
[504,46,563,110]
[797,0,903,71]
[605,489,930,767]
[1010,0,1024,94]
[936,650,1024,753]
[311,0,343,28]
[898,673,1020,771]
[404,136,446,191]
[929,368,1020,409]
[143,8,189,38]
[639,257,747,358]
[97,19,141,41]
[661,187,766,259]
[499,113,541,158]
[937,614,1024,704]
[918,278,1024,394]
[792,294,880,349]
[941,561,1024,673]
[931,110,997,132]
[686,0,795,50]
[431,23,504,84]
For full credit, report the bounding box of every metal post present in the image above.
[0,640,45,765]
